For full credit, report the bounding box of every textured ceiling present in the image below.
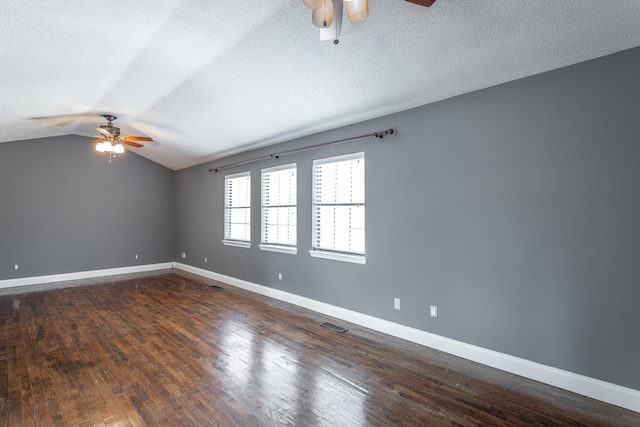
[1,1,640,170]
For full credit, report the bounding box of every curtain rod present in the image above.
[208,129,394,173]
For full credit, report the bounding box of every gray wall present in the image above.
[175,47,640,391]
[0,135,175,279]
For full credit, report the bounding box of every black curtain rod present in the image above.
[208,129,394,173]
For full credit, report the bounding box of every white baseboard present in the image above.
[175,262,640,414]
[0,263,174,290]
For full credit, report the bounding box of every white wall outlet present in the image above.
[394,298,401,310]
[13,264,19,271]
[278,272,283,281]
[430,305,438,318]
[181,252,186,259]
[204,256,208,263]
[135,254,139,260]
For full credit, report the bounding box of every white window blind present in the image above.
[312,152,365,257]
[224,171,251,244]
[261,164,297,249]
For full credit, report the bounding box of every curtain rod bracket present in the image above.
[375,129,394,138]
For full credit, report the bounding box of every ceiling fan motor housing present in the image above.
[99,124,121,136]
[100,115,120,136]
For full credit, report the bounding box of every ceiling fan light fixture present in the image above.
[114,143,125,154]
[307,0,370,42]
[102,140,113,152]
[95,142,105,152]
[312,0,334,28]
[303,0,324,9]
[345,0,368,23]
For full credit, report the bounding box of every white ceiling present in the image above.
[2,1,640,170]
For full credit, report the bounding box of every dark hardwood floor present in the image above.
[0,271,638,426]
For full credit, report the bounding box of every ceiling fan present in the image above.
[85,114,153,162]
[31,112,153,153]
[92,114,152,150]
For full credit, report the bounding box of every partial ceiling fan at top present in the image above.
[303,0,367,44]
[303,0,436,44]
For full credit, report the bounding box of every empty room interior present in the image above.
[1,1,640,426]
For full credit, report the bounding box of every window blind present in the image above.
[224,171,251,243]
[261,164,297,247]
[312,152,365,255]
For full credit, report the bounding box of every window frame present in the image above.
[259,163,298,255]
[222,171,252,248]
[310,152,366,264]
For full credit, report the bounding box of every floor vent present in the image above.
[209,285,224,290]
[321,322,348,333]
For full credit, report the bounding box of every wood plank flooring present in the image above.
[1,271,639,426]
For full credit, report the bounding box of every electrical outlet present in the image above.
[181,252,186,259]
[135,254,139,260]
[278,272,283,281]
[430,305,438,318]
[394,298,401,310]
[13,264,19,271]
[205,256,208,263]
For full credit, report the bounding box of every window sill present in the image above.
[222,240,251,248]
[259,245,298,255]
[309,250,366,264]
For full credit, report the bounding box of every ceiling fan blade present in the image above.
[121,140,144,148]
[95,127,113,137]
[405,0,436,6]
[30,112,100,126]
[123,136,153,142]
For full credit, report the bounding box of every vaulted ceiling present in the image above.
[2,1,640,170]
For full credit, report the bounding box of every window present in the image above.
[311,152,366,264]
[223,171,251,248]
[260,164,297,254]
